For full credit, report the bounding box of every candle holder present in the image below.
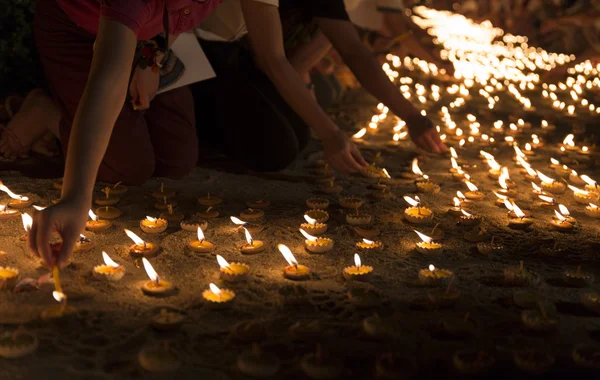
[459,210,482,227]
[151,184,176,199]
[508,216,534,230]
[303,236,334,253]
[240,228,265,254]
[305,209,329,223]
[416,181,440,194]
[347,287,382,308]
[476,239,504,255]
[0,266,19,290]
[138,343,180,372]
[95,188,120,206]
[306,197,329,210]
[240,208,264,221]
[452,350,496,375]
[356,239,383,251]
[73,235,95,253]
[180,219,208,232]
[110,182,128,195]
[339,196,363,209]
[375,354,417,380]
[427,288,461,308]
[86,210,112,232]
[464,227,490,243]
[346,213,372,226]
[404,206,434,224]
[362,314,391,339]
[288,320,324,342]
[237,345,281,378]
[159,205,184,223]
[415,230,443,254]
[0,328,38,359]
[151,308,185,331]
[353,225,380,239]
[371,188,393,200]
[202,283,235,305]
[555,165,571,178]
[246,200,270,209]
[418,265,453,286]
[581,292,600,314]
[140,217,168,234]
[343,254,373,281]
[300,220,327,236]
[319,179,343,194]
[230,320,267,343]
[154,197,176,211]
[198,193,222,207]
[196,206,219,219]
[540,181,565,194]
[563,266,594,287]
[7,197,33,209]
[585,204,600,218]
[219,260,250,283]
[95,206,122,219]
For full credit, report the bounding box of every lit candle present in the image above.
[93,251,125,281]
[464,181,485,200]
[299,214,327,236]
[504,199,531,218]
[403,195,434,224]
[568,185,599,204]
[141,257,175,296]
[343,253,373,281]
[459,209,482,227]
[279,244,310,281]
[346,208,373,226]
[85,209,112,232]
[352,128,367,141]
[240,228,265,254]
[556,204,577,224]
[73,234,95,253]
[400,158,423,180]
[0,204,20,220]
[450,147,467,166]
[217,255,249,283]
[19,213,32,241]
[497,168,516,197]
[202,283,235,305]
[356,238,383,251]
[415,174,440,194]
[300,229,334,253]
[0,183,32,209]
[230,216,264,234]
[125,229,159,257]
[507,203,534,230]
[305,209,329,223]
[551,209,574,232]
[41,290,70,320]
[585,203,600,219]
[187,226,215,253]
[578,145,591,156]
[414,230,443,254]
[493,191,511,208]
[140,216,168,234]
[198,193,223,207]
[448,196,465,217]
[536,171,566,194]
[581,175,599,193]
[537,195,556,209]
[418,264,453,286]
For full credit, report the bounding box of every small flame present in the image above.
[244,228,254,245]
[568,185,589,196]
[414,230,433,243]
[393,133,401,142]
[589,203,599,209]
[411,158,423,176]
[363,239,374,245]
[278,244,298,267]
[403,195,420,207]
[142,257,158,282]
[525,143,532,151]
[558,204,570,216]
[52,291,66,303]
[352,128,367,139]
[459,139,465,147]
[536,171,555,184]
[146,216,156,223]
[453,197,461,207]
[539,195,555,203]
[457,191,466,201]
[0,184,28,201]
[216,255,230,269]
[382,168,391,179]
[513,145,525,157]
[429,264,435,272]
[230,216,246,225]
[493,191,507,200]
[33,205,46,211]
[499,171,508,190]
[88,210,98,221]
[571,170,578,177]
[554,210,566,222]
[300,229,318,242]
[197,226,206,242]
[465,181,479,192]
[21,213,32,232]
[451,157,459,169]
[124,229,145,246]
[480,151,493,160]
[550,158,559,165]
[354,253,362,268]
[563,133,575,146]
[487,159,501,171]
[532,182,542,192]
[512,202,526,218]
[450,147,458,159]
[524,165,537,178]
[102,251,120,268]
[209,283,221,296]
[304,215,317,225]
[461,209,473,217]
[581,175,597,187]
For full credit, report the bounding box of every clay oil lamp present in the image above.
[513,350,554,375]
[306,197,329,210]
[523,142,535,157]
[197,206,219,219]
[549,157,560,170]
[109,181,127,195]
[240,227,265,254]
[0,183,32,209]
[563,266,594,287]
[522,162,538,181]
[320,178,343,194]
[563,133,577,151]
[0,204,20,221]
[449,157,461,174]
[536,171,566,194]
[343,253,373,281]
[504,261,536,286]
[497,169,516,197]
[180,218,208,232]
[305,209,329,223]
[568,185,599,204]
[0,327,38,359]
[464,181,485,200]
[504,199,531,218]
[585,203,600,218]
[217,255,249,283]
[521,305,559,334]
[300,229,334,253]
[379,168,399,185]
[150,309,185,332]
[356,238,383,251]
[537,195,556,209]
[154,196,175,211]
[86,209,112,232]
[73,234,95,253]
[486,158,502,179]
[508,202,534,230]
[352,127,367,142]
[279,244,310,281]
[240,208,264,221]
[399,157,421,180]
[93,251,126,282]
[569,170,587,186]
[19,213,32,241]
[300,214,327,236]
[571,344,600,368]
[339,195,363,209]
[202,283,235,305]
[418,264,453,286]
[187,227,216,253]
[555,164,571,179]
[513,144,528,165]
[427,278,460,308]
[416,175,440,194]
[140,216,168,234]
[557,204,577,224]
[414,230,442,255]
[346,208,372,226]
[95,205,122,220]
[160,204,184,223]
[459,209,482,227]
[477,236,504,255]
[403,195,433,224]
[300,346,343,380]
[581,174,599,193]
[231,216,263,234]
[151,183,175,199]
[448,196,465,217]
[141,258,175,297]
[198,193,222,207]
[95,187,119,206]
[40,289,72,320]
[551,210,574,232]
[125,229,159,257]
[577,145,591,156]
[581,293,600,315]
[493,191,511,207]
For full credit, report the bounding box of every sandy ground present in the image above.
[1,86,600,379]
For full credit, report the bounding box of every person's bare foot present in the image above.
[0,89,60,160]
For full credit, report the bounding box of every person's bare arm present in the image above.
[318,17,446,153]
[287,30,332,76]
[241,0,366,172]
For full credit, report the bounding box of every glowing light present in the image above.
[414,230,433,243]
[411,158,423,176]
[244,228,254,245]
[230,216,246,225]
[558,204,570,216]
[403,195,421,207]
[353,128,367,139]
[21,213,32,232]
[102,251,120,268]
[354,254,362,268]
[278,244,298,267]
[216,255,230,269]
[124,229,145,246]
[465,181,478,192]
[299,229,318,242]
[88,210,98,221]
[142,257,159,282]
[209,283,222,296]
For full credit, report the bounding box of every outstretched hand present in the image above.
[322,129,368,173]
[406,114,448,154]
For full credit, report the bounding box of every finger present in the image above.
[424,134,441,153]
[35,213,55,267]
[351,145,368,167]
[344,150,364,173]
[432,132,448,152]
[27,218,39,258]
[57,228,78,269]
[329,156,352,173]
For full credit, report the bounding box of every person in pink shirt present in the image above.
[29,0,221,269]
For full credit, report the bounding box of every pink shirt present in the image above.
[57,0,222,40]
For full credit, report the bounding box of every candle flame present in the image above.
[512,202,526,218]
[563,134,575,146]
[216,255,229,269]
[459,139,466,147]
[142,257,159,282]
[230,216,246,225]
[487,159,501,171]
[480,151,493,160]
[499,172,508,190]
[146,216,156,223]
[21,213,32,232]
[33,205,45,211]
[582,146,589,152]
[550,158,559,165]
[558,204,570,216]
[461,209,473,217]
[414,230,432,243]
[536,171,555,184]
[278,244,298,267]
[354,253,361,268]
[303,214,317,225]
[539,195,555,203]
[403,195,420,207]
[124,229,145,246]
[589,203,598,209]
[453,197,461,207]
[352,128,367,139]
[363,239,374,245]
[493,191,507,200]
[197,226,206,242]
[102,251,120,268]
[429,264,435,271]
[300,229,318,242]
[524,164,537,178]
[525,143,532,151]
[513,145,525,157]
[531,182,542,192]
[209,283,221,296]
[450,147,458,159]
[382,168,391,179]
[411,158,423,176]
[554,210,566,222]
[457,191,466,201]
[244,228,254,245]
[568,185,589,196]
[52,291,66,303]
[465,181,478,192]
[451,157,459,169]
[581,175,597,187]
[0,184,28,201]
[504,199,515,211]
[88,210,98,221]
[392,133,401,142]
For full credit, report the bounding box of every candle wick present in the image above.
[143,242,147,250]
[155,276,160,285]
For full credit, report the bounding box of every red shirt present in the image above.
[56,0,222,40]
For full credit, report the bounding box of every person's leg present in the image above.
[144,86,198,178]
[34,0,155,185]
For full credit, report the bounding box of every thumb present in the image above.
[57,227,79,268]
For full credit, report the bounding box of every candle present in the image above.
[300,215,327,235]
[449,157,461,174]
[569,170,586,186]
[477,236,504,255]
[305,209,329,223]
[537,195,556,209]
[504,261,535,286]
[279,244,310,281]
[151,183,175,199]
[160,204,184,223]
[487,158,501,179]
[140,216,168,234]
[522,163,538,180]
[0,266,19,290]
[354,225,380,239]
[320,178,343,194]
[379,168,399,185]
[568,185,599,204]
[240,208,265,221]
[154,196,176,211]
[400,157,422,180]
[551,210,574,232]
[0,204,20,220]
[246,199,270,209]
[414,230,443,254]
[536,171,566,194]
[93,251,126,281]
[371,187,392,200]
[549,158,560,169]
[459,209,482,227]
[418,264,453,286]
[448,196,465,217]
[306,197,329,210]
[403,195,434,224]
[187,227,215,253]
[0,327,39,358]
[19,213,31,241]
[464,181,485,200]
[493,191,512,208]
[230,216,263,234]
[0,183,32,209]
[125,229,159,257]
[339,195,363,209]
[300,229,334,253]
[95,187,120,206]
[343,253,373,281]
[555,204,577,224]
[555,165,571,178]
[217,255,249,282]
[85,209,112,232]
[197,206,219,219]
[202,282,235,305]
[497,168,516,197]
[110,181,128,195]
[346,209,372,226]
[508,203,534,230]
[563,266,594,287]
[240,228,265,254]
[150,308,185,332]
[141,257,175,296]
[581,175,599,193]
[198,193,222,206]
[521,307,558,333]
[73,234,95,253]
[585,203,600,219]
[180,218,208,232]
[95,206,122,219]
[415,175,440,194]
[356,238,383,250]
